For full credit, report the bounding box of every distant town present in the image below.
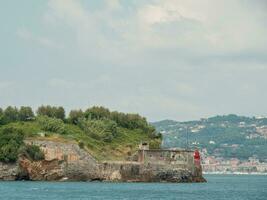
[153,114,267,174]
[201,150,267,174]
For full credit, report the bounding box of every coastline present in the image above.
[0,140,206,183]
[203,171,267,175]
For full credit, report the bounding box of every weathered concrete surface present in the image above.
[99,161,206,182]
[0,139,206,182]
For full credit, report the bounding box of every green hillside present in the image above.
[0,106,161,163]
[152,114,267,161]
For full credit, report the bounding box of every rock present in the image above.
[0,162,18,180]
[154,169,193,182]
[110,170,122,181]
[18,157,64,181]
[0,140,206,183]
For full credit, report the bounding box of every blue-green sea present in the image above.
[0,175,266,200]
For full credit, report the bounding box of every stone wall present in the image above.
[138,149,195,173]
[98,161,203,182]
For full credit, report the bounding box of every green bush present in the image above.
[37,105,65,120]
[84,106,110,120]
[110,111,148,130]
[149,139,162,149]
[78,141,85,149]
[148,128,162,140]
[3,106,19,124]
[0,108,4,125]
[0,127,25,163]
[18,106,34,121]
[77,118,117,142]
[20,145,44,161]
[68,109,84,124]
[37,116,66,134]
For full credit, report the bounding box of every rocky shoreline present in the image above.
[0,140,206,183]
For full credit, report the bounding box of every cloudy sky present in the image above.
[0,0,267,121]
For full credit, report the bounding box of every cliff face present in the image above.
[0,162,18,180]
[20,140,100,181]
[0,140,206,182]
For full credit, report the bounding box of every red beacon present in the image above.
[194,149,201,167]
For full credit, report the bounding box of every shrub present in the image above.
[0,127,25,163]
[78,141,85,149]
[37,116,66,134]
[84,106,110,120]
[37,105,65,120]
[149,139,162,149]
[68,109,84,124]
[110,112,149,130]
[18,106,35,121]
[148,127,162,139]
[77,118,117,142]
[20,145,44,161]
[0,108,4,125]
[3,106,19,124]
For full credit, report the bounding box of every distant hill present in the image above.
[152,114,267,161]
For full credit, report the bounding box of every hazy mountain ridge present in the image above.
[152,114,267,161]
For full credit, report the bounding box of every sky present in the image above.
[0,0,267,122]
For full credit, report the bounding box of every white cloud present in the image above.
[138,4,182,25]
[17,27,63,49]
[105,0,121,10]
[7,0,267,121]
[137,0,267,52]
[39,0,267,61]
[137,0,206,25]
[46,0,89,25]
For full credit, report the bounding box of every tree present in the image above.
[3,106,19,123]
[37,105,53,117]
[68,109,84,124]
[110,111,149,131]
[0,108,4,125]
[19,106,34,121]
[125,113,148,130]
[84,106,110,120]
[0,127,25,163]
[54,106,65,120]
[0,127,45,163]
[37,105,65,120]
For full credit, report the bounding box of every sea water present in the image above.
[0,175,266,200]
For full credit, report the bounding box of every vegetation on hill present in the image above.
[0,127,25,163]
[0,127,44,163]
[0,105,162,162]
[152,114,267,161]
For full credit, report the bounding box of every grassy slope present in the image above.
[0,121,158,161]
